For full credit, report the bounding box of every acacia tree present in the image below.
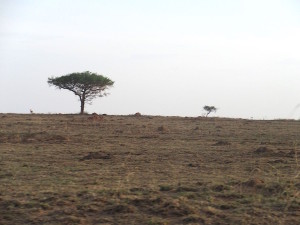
[203,105,217,117]
[48,71,114,114]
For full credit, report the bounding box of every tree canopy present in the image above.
[48,71,114,114]
[203,105,217,117]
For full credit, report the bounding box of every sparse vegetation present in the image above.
[0,114,299,224]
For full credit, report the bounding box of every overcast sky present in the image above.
[1,0,300,119]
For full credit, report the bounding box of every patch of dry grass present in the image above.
[0,113,299,224]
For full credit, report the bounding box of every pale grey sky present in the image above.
[1,0,300,119]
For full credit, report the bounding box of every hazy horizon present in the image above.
[1,0,300,119]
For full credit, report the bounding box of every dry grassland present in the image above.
[0,113,299,224]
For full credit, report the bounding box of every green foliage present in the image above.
[48,71,114,114]
[203,105,217,117]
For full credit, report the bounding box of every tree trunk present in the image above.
[80,91,86,115]
[80,99,85,114]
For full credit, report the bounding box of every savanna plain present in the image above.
[0,113,300,225]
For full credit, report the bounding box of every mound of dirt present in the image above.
[268,159,287,164]
[273,150,297,158]
[253,147,274,155]
[213,140,231,146]
[242,178,265,188]
[286,150,297,157]
[157,125,168,133]
[134,112,142,117]
[80,152,112,161]
[103,204,135,214]
[88,113,104,121]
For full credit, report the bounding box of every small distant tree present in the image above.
[48,71,114,114]
[203,105,217,117]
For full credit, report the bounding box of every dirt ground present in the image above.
[0,113,299,224]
